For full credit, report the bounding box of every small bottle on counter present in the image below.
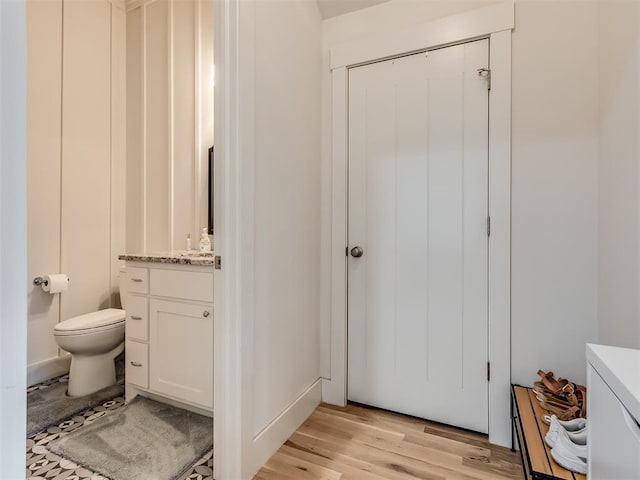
[186,233,192,251]
[199,228,211,252]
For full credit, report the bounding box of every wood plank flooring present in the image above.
[255,403,523,480]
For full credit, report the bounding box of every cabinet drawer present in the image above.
[149,269,213,302]
[125,267,149,294]
[126,340,149,388]
[126,295,148,341]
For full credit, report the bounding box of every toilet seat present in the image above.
[54,308,125,336]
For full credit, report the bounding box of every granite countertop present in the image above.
[587,343,640,423]
[119,251,215,266]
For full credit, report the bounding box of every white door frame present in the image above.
[213,0,242,478]
[0,0,28,477]
[323,1,514,447]
[213,0,256,478]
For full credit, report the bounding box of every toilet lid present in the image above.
[55,308,125,333]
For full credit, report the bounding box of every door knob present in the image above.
[350,246,364,258]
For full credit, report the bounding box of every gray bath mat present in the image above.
[27,380,124,437]
[47,396,213,480]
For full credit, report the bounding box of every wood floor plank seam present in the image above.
[255,403,522,480]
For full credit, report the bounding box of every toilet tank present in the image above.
[118,266,127,310]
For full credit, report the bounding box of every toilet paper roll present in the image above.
[42,274,69,294]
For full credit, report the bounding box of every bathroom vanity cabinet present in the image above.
[119,255,214,414]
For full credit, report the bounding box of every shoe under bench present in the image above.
[511,385,586,480]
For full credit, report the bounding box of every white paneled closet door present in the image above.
[347,39,490,433]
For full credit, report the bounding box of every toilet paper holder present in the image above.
[34,274,70,293]
[34,275,70,286]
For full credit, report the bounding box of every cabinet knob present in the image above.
[130,361,143,367]
[130,315,142,320]
[131,278,143,283]
[203,310,210,318]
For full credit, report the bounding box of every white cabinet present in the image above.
[124,262,213,412]
[150,299,213,408]
[587,344,640,480]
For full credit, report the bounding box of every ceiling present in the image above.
[316,0,391,19]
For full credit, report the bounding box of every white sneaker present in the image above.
[546,427,587,448]
[545,416,587,448]
[543,414,587,431]
[551,434,587,474]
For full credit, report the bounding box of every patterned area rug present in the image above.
[26,375,214,480]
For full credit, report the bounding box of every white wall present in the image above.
[227,0,323,476]
[597,1,640,350]
[126,0,214,253]
[252,0,321,436]
[26,0,126,384]
[321,0,602,390]
[0,0,27,476]
[510,1,600,385]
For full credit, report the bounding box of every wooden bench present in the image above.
[511,385,586,480]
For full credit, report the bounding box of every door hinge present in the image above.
[478,68,491,90]
[487,216,491,237]
[487,362,491,382]
[214,255,222,270]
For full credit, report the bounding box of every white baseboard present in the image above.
[249,378,321,476]
[27,355,71,386]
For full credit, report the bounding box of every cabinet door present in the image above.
[149,299,213,408]
[588,364,640,479]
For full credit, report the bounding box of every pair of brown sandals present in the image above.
[533,370,587,421]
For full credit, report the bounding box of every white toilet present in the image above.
[53,269,127,397]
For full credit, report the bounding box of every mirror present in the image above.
[125,0,214,252]
[208,146,214,235]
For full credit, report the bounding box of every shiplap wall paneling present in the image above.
[197,0,214,240]
[60,0,113,320]
[26,0,63,366]
[126,6,144,252]
[126,0,214,253]
[111,4,127,307]
[27,0,126,382]
[144,0,171,252]
[172,0,196,250]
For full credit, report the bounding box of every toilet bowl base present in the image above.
[67,342,125,397]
